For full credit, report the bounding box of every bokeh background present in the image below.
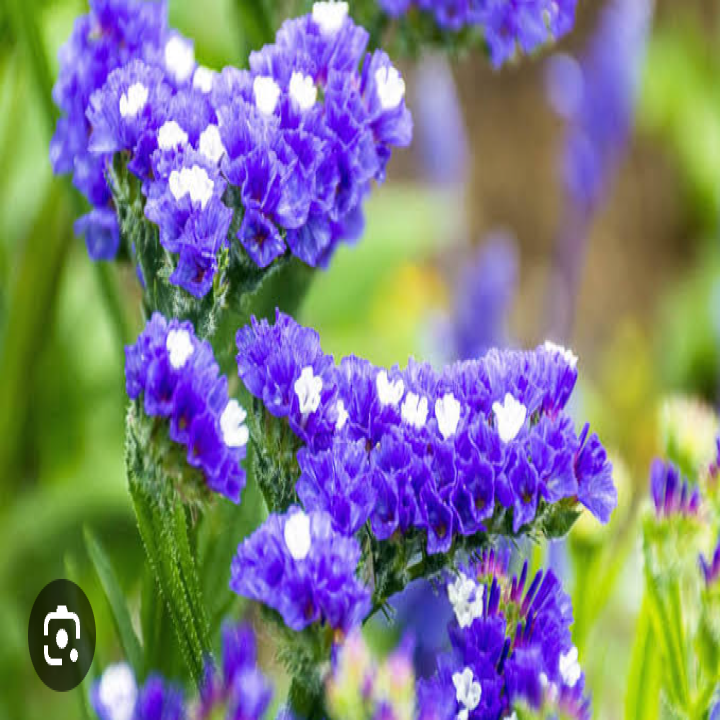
[2,0,720,718]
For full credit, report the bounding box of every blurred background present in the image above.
[2,0,720,718]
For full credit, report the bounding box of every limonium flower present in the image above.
[91,664,185,720]
[237,311,616,555]
[700,536,720,587]
[198,623,273,720]
[377,0,577,68]
[230,508,371,632]
[53,0,412,293]
[125,313,249,502]
[417,553,590,719]
[649,459,701,519]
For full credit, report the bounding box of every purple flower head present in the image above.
[420,553,590,719]
[125,313,248,502]
[237,312,615,552]
[700,536,720,588]
[230,508,371,632]
[649,459,701,519]
[74,207,121,261]
[199,623,273,720]
[135,675,185,720]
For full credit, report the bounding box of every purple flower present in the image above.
[74,207,121,261]
[135,676,185,720]
[230,508,371,632]
[418,553,591,719]
[649,459,701,519]
[199,623,273,720]
[125,313,248,502]
[700,536,720,587]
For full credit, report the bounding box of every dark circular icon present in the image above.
[28,579,96,691]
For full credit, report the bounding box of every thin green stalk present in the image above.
[625,595,661,720]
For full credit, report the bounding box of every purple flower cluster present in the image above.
[418,553,590,719]
[91,663,185,720]
[700,537,720,588]
[236,311,616,554]
[50,0,170,259]
[198,623,273,720]
[52,0,412,294]
[377,0,577,67]
[547,0,652,215]
[125,312,249,502]
[230,508,371,632]
[649,459,701,519]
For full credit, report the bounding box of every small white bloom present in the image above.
[447,573,484,628]
[376,371,404,407]
[559,646,582,688]
[119,82,148,118]
[198,124,226,164]
[335,399,349,431]
[452,667,482,716]
[435,392,461,440]
[193,65,215,93]
[253,75,281,116]
[492,393,527,443]
[220,399,249,448]
[157,120,188,151]
[284,511,312,561]
[375,65,405,110]
[289,71,317,111]
[311,1,348,35]
[97,663,138,720]
[294,366,323,417]
[504,714,519,720]
[544,340,578,369]
[166,329,194,369]
[168,165,214,209]
[165,35,195,83]
[401,392,428,429]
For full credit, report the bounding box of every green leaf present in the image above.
[541,503,581,539]
[625,596,662,720]
[84,527,144,678]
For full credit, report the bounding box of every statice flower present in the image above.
[418,553,590,719]
[230,508,371,632]
[125,312,249,502]
[198,623,273,720]
[91,665,185,720]
[326,631,416,720]
[649,459,701,519]
[377,0,578,68]
[700,536,720,588]
[237,312,615,555]
[50,0,170,258]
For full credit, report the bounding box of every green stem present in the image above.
[625,595,661,720]
[93,261,133,348]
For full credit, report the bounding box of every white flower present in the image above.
[193,65,215,94]
[165,35,195,83]
[435,392,461,440]
[492,393,527,443]
[447,573,484,628]
[544,340,578,369]
[312,1,348,35]
[157,120,188,151]
[166,329,194,369]
[220,400,249,448]
[401,392,428,429]
[96,663,138,720]
[375,65,405,110]
[452,667,482,717]
[253,76,281,116]
[294,366,323,417]
[335,399,349,431]
[284,511,312,561]
[559,646,581,688]
[198,124,226,164]
[289,71,318,111]
[119,82,148,118]
[376,371,404,407]
[168,165,214,209]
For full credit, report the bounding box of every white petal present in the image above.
[97,663,138,720]
[492,393,527,443]
[376,371,404,407]
[119,82,148,118]
[253,76,281,116]
[165,35,195,83]
[289,72,317,111]
[435,392,461,440]
[284,511,312,561]
[157,120,188,151]
[294,366,323,417]
[166,329,194,369]
[375,65,405,110]
[220,399,249,448]
[198,124,226,164]
[312,1,348,35]
[544,340,578,368]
